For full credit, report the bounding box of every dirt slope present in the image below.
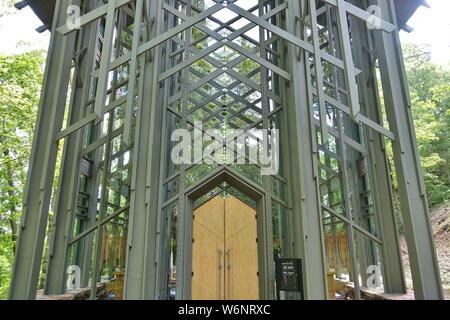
[400,202,450,296]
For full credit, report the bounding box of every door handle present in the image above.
[226,249,231,299]
[218,249,223,300]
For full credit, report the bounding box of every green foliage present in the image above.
[0,50,45,299]
[403,44,450,208]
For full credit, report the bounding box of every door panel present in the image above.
[192,196,225,300]
[225,196,259,300]
[192,195,259,300]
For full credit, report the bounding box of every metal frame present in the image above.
[10,0,444,300]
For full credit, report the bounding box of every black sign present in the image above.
[275,258,303,296]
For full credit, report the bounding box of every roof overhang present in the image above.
[15,0,56,33]
[394,0,430,32]
[16,0,428,33]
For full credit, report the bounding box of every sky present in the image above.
[0,1,449,66]
[399,0,450,66]
[0,6,50,54]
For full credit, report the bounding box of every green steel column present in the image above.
[374,0,443,299]
[44,0,99,295]
[176,0,193,300]
[9,0,79,300]
[283,0,328,300]
[124,0,163,300]
[155,0,178,300]
[259,0,275,300]
[352,0,406,293]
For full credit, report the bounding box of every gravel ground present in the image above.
[399,201,450,299]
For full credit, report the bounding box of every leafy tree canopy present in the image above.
[403,44,450,207]
[0,50,45,299]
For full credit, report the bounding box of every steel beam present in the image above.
[351,0,406,293]
[9,0,79,300]
[44,0,100,295]
[124,0,163,300]
[283,0,328,300]
[373,0,443,300]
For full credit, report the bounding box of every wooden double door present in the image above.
[192,195,259,300]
